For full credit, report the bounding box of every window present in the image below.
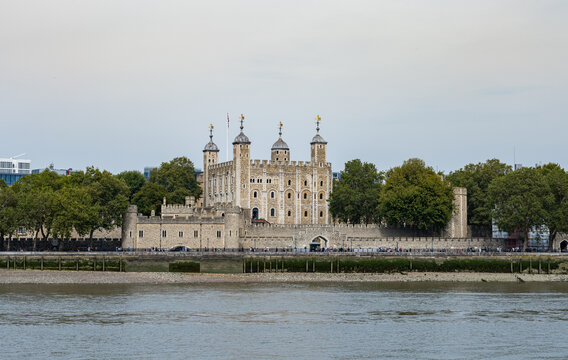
[288,192,291,199]
[270,208,275,217]
[319,193,323,200]
[216,231,221,238]
[139,231,143,238]
[304,193,307,199]
[276,158,279,161]
[276,151,279,154]
[162,230,167,237]
[179,231,183,237]
[194,230,198,238]
[320,211,323,217]
[320,181,323,186]
[287,211,291,216]
[304,211,308,217]
[253,191,258,198]
[270,191,275,199]
[304,180,307,186]
[288,180,291,186]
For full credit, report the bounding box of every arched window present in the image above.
[320,211,323,217]
[304,180,307,186]
[288,180,291,186]
[303,193,307,199]
[287,192,292,199]
[270,208,275,217]
[304,211,308,217]
[253,191,258,198]
[270,191,275,199]
[319,193,323,200]
[320,181,323,187]
[287,211,291,216]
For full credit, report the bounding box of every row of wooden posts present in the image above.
[2,256,122,272]
[243,257,554,274]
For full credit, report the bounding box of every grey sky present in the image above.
[1,0,567,174]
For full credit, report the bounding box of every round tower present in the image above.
[203,124,219,207]
[232,114,251,209]
[271,122,290,163]
[310,115,327,165]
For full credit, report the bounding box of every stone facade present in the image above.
[202,117,332,225]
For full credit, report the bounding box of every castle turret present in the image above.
[271,122,290,164]
[232,114,251,209]
[310,115,327,165]
[203,124,219,207]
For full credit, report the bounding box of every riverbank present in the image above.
[1,270,568,284]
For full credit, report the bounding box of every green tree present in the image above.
[537,164,568,251]
[149,157,202,204]
[0,183,19,251]
[68,167,130,240]
[328,159,383,224]
[12,170,63,250]
[116,170,146,201]
[379,158,454,232]
[446,159,511,228]
[488,167,547,250]
[132,182,168,216]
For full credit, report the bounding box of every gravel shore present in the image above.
[1,270,568,284]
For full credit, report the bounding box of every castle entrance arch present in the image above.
[309,236,328,252]
[252,208,259,220]
[561,240,568,252]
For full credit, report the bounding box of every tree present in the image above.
[149,157,202,204]
[132,182,168,216]
[328,159,383,224]
[0,184,19,251]
[68,167,130,240]
[116,170,146,201]
[379,158,454,232]
[446,159,511,228]
[12,170,64,250]
[537,164,568,251]
[488,167,547,250]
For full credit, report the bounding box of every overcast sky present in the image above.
[1,0,567,174]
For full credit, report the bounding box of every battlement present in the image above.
[209,161,233,170]
[249,159,328,169]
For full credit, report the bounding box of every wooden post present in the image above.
[410,258,413,271]
[306,259,308,272]
[41,257,44,271]
[23,256,26,270]
[548,260,551,274]
[94,258,96,271]
[519,259,522,273]
[76,258,79,271]
[331,259,333,273]
[6,257,8,270]
[312,258,315,273]
[529,258,532,274]
[102,257,105,272]
[538,260,541,274]
[119,256,122,272]
[337,258,340,273]
[58,257,61,271]
[264,260,266,272]
[510,260,513,273]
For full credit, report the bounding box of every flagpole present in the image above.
[226,113,229,162]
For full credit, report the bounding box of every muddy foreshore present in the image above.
[1,270,568,284]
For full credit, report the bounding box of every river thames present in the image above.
[1,281,567,359]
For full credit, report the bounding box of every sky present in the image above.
[1,0,567,174]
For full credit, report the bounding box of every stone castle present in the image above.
[121,115,490,251]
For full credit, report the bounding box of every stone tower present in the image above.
[310,115,327,165]
[232,114,251,209]
[203,125,219,207]
[271,122,290,164]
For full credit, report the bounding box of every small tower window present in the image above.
[287,211,291,216]
[320,211,323,217]
[288,180,291,186]
[304,211,308,217]
[253,191,258,198]
[319,193,323,200]
[271,191,275,198]
[303,193,307,199]
[304,180,307,186]
[270,208,275,217]
[288,192,292,199]
[320,181,323,186]
[276,158,279,161]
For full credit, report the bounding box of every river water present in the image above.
[1,282,568,359]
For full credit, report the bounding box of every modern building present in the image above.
[0,156,31,185]
[32,163,74,176]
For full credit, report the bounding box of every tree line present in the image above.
[329,158,568,250]
[0,157,201,250]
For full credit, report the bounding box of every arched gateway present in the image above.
[561,240,568,252]
[309,236,329,252]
